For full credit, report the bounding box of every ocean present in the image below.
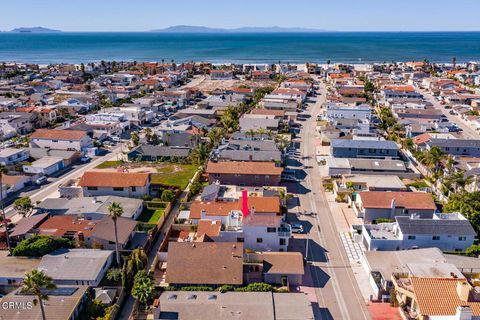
[0,32,479,64]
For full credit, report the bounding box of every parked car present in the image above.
[80,156,91,163]
[35,176,48,185]
[290,223,304,234]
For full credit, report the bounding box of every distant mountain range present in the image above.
[150,25,330,33]
[10,27,61,33]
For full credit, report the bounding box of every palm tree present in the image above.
[21,269,57,320]
[0,164,11,255]
[144,128,153,144]
[419,146,444,172]
[108,202,124,266]
[247,129,257,140]
[257,128,267,139]
[275,135,290,152]
[189,143,209,165]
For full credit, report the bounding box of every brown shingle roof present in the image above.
[89,216,137,245]
[411,277,480,316]
[38,215,97,237]
[206,161,283,176]
[258,252,305,275]
[359,191,436,210]
[31,129,87,141]
[166,242,243,285]
[78,171,149,188]
[189,197,281,220]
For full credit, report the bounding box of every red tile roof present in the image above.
[31,129,86,141]
[189,197,281,219]
[359,191,436,210]
[78,171,150,188]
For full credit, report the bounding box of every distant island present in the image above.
[150,25,330,33]
[10,27,61,33]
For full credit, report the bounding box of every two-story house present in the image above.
[30,129,93,152]
[362,213,476,252]
[354,191,437,222]
[330,139,399,159]
[206,161,283,186]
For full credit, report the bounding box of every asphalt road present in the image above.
[293,80,370,320]
[418,87,480,139]
[5,145,124,220]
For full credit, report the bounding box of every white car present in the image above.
[36,176,48,185]
[290,223,304,234]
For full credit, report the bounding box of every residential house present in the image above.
[213,139,282,163]
[239,114,280,132]
[0,148,30,166]
[244,252,304,286]
[165,242,243,287]
[354,191,437,222]
[0,251,40,287]
[38,249,113,286]
[128,145,191,161]
[392,276,480,320]
[381,85,423,100]
[36,196,144,220]
[210,70,234,80]
[0,112,35,138]
[30,129,93,152]
[152,291,314,320]
[362,213,476,251]
[78,171,151,198]
[325,104,372,120]
[426,139,480,157]
[206,161,283,186]
[330,139,399,159]
[23,156,64,175]
[333,174,406,198]
[0,285,89,320]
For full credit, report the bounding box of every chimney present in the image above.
[391,198,396,209]
[455,306,473,320]
[457,281,471,302]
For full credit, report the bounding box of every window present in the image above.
[236,237,244,242]
[87,186,98,191]
[432,236,440,241]
[52,140,58,142]
[131,186,137,192]
[407,235,416,240]
[113,187,124,191]
[256,238,263,243]
[109,241,115,245]
[279,238,286,245]
[458,236,467,241]
[267,227,276,233]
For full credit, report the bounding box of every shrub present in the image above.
[180,286,213,291]
[13,235,72,257]
[218,285,234,293]
[234,283,273,292]
[160,189,176,203]
[466,244,480,257]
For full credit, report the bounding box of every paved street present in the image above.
[4,145,124,221]
[418,87,480,139]
[292,80,371,320]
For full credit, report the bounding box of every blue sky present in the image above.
[1,0,480,32]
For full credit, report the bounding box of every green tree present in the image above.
[21,269,57,320]
[160,189,176,202]
[466,244,480,257]
[13,196,34,217]
[0,164,11,254]
[189,143,209,165]
[107,202,124,266]
[131,270,154,310]
[106,268,122,282]
[13,235,72,257]
[444,191,480,236]
[131,132,140,146]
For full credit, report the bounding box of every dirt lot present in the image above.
[186,77,277,92]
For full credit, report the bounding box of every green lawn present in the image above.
[151,164,197,189]
[137,208,165,224]
[95,160,125,169]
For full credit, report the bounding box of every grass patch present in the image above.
[96,160,125,169]
[137,208,165,224]
[407,181,429,189]
[152,164,197,189]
